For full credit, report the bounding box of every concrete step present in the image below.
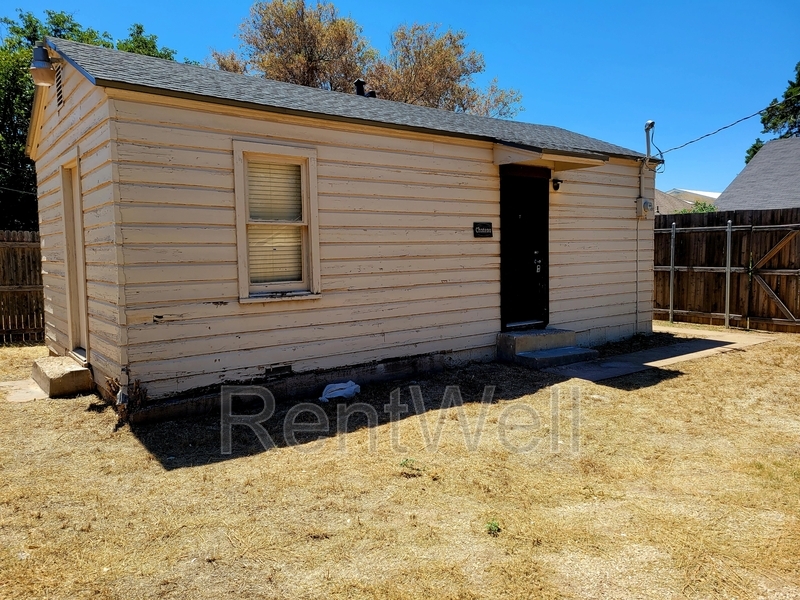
[514,346,599,370]
[32,356,94,398]
[497,328,576,361]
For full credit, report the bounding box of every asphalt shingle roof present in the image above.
[654,189,695,215]
[716,137,800,210]
[46,37,645,161]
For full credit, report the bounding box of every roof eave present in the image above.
[25,85,46,160]
[46,38,97,84]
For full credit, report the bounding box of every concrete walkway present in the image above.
[544,325,775,382]
[0,378,49,403]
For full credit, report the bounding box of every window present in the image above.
[233,141,320,301]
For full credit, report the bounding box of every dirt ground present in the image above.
[1,326,799,599]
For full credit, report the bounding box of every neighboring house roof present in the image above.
[716,137,800,211]
[665,189,720,203]
[668,189,721,199]
[43,37,646,162]
[655,189,695,214]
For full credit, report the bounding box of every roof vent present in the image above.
[353,79,377,98]
[55,65,64,109]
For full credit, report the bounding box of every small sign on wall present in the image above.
[473,222,493,238]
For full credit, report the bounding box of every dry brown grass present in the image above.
[1,331,799,599]
[0,344,48,382]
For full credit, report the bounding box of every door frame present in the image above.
[60,147,89,364]
[499,164,551,331]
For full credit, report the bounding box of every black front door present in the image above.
[500,165,550,330]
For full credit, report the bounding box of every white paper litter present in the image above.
[319,381,360,402]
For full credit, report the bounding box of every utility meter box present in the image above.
[636,196,654,218]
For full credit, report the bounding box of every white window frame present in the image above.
[233,140,321,302]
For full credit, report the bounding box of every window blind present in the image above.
[247,162,302,221]
[246,160,304,285]
[247,227,302,283]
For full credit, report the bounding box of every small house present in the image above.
[26,38,656,402]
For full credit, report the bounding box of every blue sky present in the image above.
[5,0,799,192]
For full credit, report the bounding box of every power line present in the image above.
[661,92,799,155]
[0,185,36,196]
[661,109,764,154]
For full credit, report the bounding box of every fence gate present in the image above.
[0,230,44,343]
[654,209,800,333]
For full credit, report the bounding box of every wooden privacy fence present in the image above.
[0,231,44,343]
[654,209,800,333]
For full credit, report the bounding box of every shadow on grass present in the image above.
[550,337,732,391]
[595,366,683,390]
[124,355,687,470]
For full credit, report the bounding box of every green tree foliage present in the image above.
[0,10,177,231]
[0,44,38,230]
[678,200,716,214]
[745,61,800,163]
[745,138,764,164]
[1,10,113,50]
[116,23,176,60]
[212,0,521,117]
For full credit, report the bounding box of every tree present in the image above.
[213,0,374,92]
[745,61,800,163]
[212,1,522,117]
[209,49,247,74]
[116,23,176,60]
[0,10,177,231]
[367,23,521,118]
[745,138,764,164]
[0,43,38,230]
[1,9,113,51]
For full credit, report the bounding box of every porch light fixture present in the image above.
[552,178,563,191]
[30,41,55,87]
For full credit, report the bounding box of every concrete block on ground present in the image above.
[515,347,599,369]
[497,328,577,361]
[32,356,94,398]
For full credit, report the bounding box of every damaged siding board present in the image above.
[143,330,500,399]
[108,92,500,396]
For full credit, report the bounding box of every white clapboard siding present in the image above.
[123,281,498,324]
[549,159,654,342]
[106,89,653,397]
[138,322,499,397]
[104,90,501,396]
[31,61,122,378]
[127,293,498,347]
[144,336,497,398]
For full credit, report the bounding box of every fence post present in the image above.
[669,222,676,323]
[725,220,732,329]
